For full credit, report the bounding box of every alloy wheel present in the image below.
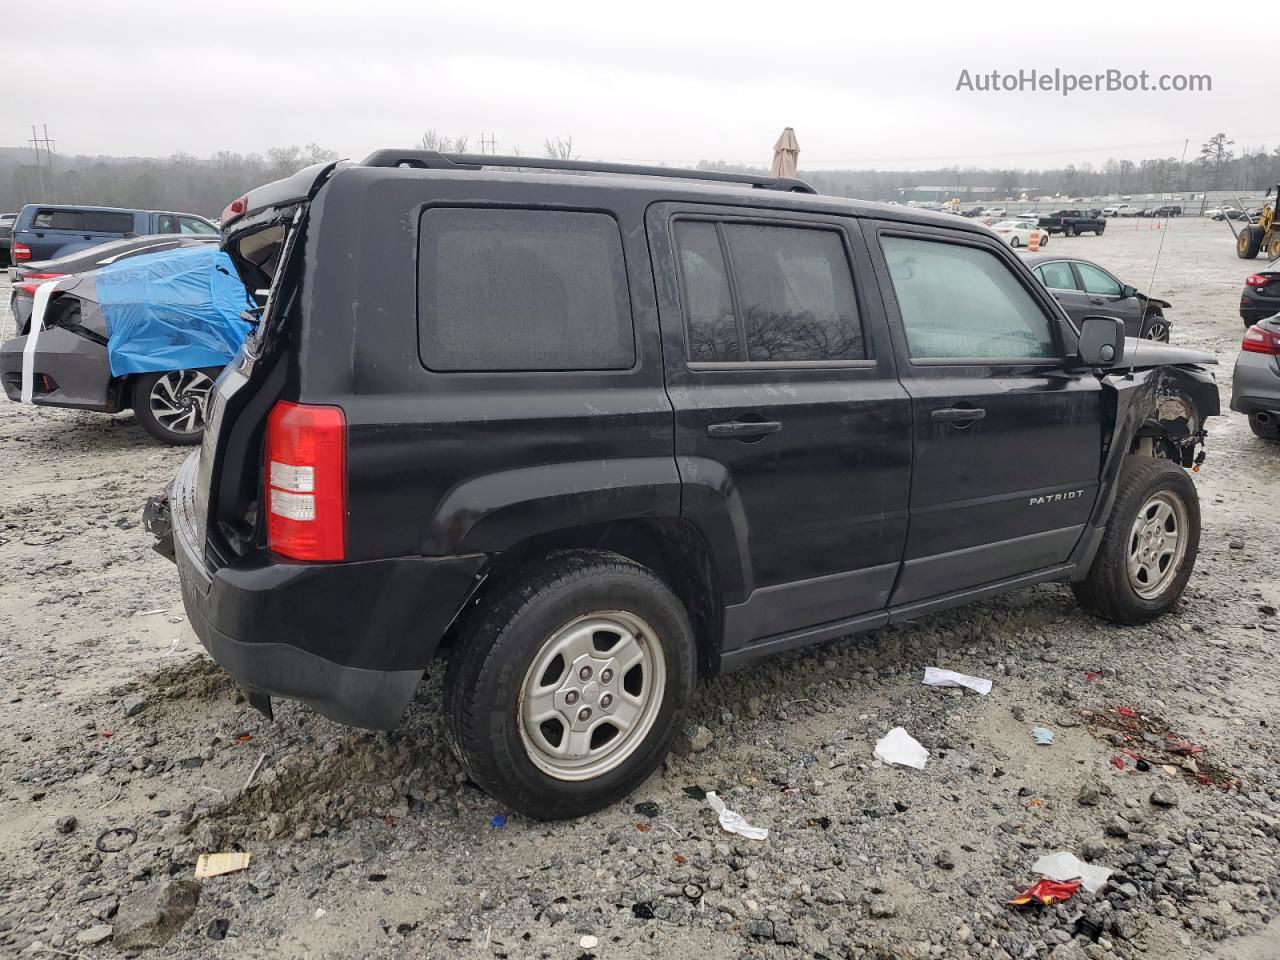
[148,369,214,436]
[518,611,666,781]
[1126,491,1188,600]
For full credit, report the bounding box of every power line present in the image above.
[29,124,56,199]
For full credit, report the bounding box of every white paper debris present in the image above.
[1032,851,1113,893]
[873,727,930,770]
[922,667,993,696]
[706,791,768,841]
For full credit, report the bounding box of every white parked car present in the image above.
[1102,206,1120,217]
[990,219,1050,249]
[986,206,1007,217]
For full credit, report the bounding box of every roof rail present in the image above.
[358,149,817,194]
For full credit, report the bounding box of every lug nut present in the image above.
[578,707,592,722]
[579,666,592,681]
[599,693,613,709]
[565,690,579,705]
[600,669,613,683]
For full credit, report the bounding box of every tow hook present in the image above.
[142,494,175,563]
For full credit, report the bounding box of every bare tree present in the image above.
[420,130,469,153]
[543,135,575,160]
[304,143,340,164]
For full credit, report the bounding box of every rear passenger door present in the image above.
[868,225,1104,606]
[648,204,912,651]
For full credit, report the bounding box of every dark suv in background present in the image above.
[9,203,219,262]
[147,152,1220,820]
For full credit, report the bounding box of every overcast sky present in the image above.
[9,0,1273,171]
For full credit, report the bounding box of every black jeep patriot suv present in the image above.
[146,151,1220,819]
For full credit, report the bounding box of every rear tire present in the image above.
[1248,412,1280,441]
[1238,226,1264,259]
[445,549,697,820]
[131,368,219,445]
[1072,457,1199,625]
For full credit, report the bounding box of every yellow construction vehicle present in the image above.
[1237,185,1279,260]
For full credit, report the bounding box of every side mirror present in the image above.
[1121,284,1137,298]
[1078,316,1125,368]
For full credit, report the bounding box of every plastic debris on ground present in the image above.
[1032,726,1054,745]
[705,791,768,841]
[490,814,507,828]
[1009,878,1082,906]
[922,666,992,695]
[194,851,251,879]
[1031,851,1113,893]
[873,727,930,770]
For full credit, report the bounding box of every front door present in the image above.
[647,203,912,650]
[1072,260,1145,337]
[868,225,1105,606]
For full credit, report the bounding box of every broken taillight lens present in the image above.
[14,272,67,297]
[221,195,248,227]
[264,401,346,562]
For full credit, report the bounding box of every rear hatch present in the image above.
[188,161,344,574]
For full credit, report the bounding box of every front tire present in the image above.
[131,368,219,445]
[1142,309,1171,342]
[1073,457,1199,624]
[445,550,697,820]
[1238,226,1264,259]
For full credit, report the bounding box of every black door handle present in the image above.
[707,419,782,439]
[931,407,986,425]
[1089,297,1105,305]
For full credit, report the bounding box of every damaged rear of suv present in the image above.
[147,152,1218,819]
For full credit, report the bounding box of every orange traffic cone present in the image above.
[1028,230,1040,252]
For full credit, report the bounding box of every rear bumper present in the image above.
[159,455,485,730]
[1231,350,1280,417]
[1239,293,1279,327]
[1,327,115,411]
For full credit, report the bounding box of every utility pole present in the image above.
[29,124,56,199]
[479,132,498,155]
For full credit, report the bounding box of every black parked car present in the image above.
[1240,270,1280,327]
[1024,254,1173,341]
[145,151,1219,820]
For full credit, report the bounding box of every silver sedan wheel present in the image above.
[1143,316,1170,342]
[148,370,214,436]
[1127,491,1188,599]
[518,611,666,782]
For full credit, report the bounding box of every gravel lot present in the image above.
[1,218,1277,960]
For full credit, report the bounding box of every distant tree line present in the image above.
[0,143,340,218]
[700,133,1280,201]
[2,131,1273,216]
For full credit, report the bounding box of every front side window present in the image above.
[418,208,635,372]
[1075,262,1123,297]
[673,219,866,363]
[1035,261,1078,291]
[881,235,1057,361]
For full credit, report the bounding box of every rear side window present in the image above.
[418,208,635,372]
[84,212,134,233]
[33,209,85,230]
[881,235,1057,361]
[673,219,866,363]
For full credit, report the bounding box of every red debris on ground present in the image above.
[1010,879,1082,907]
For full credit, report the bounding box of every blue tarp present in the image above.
[96,246,253,377]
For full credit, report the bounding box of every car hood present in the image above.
[1115,338,1215,370]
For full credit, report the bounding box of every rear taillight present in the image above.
[265,402,346,562]
[1245,274,1274,288]
[12,242,31,261]
[14,272,67,297]
[1242,324,1280,356]
[221,195,248,227]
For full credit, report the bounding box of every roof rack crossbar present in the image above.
[359,149,817,194]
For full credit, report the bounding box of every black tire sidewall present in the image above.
[1079,459,1200,623]
[448,554,696,820]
